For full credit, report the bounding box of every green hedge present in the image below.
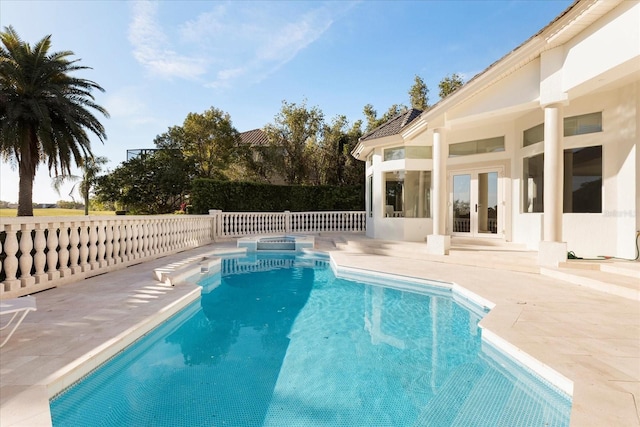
[191,179,364,214]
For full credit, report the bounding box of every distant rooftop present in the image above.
[240,129,269,146]
[360,108,423,142]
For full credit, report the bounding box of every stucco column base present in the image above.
[426,234,451,255]
[538,241,567,267]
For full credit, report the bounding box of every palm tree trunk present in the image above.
[17,162,35,216]
[84,187,89,215]
[17,129,38,217]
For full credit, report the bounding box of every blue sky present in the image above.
[0,0,572,204]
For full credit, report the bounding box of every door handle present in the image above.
[475,204,478,212]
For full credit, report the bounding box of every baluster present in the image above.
[88,223,98,269]
[125,223,133,260]
[44,223,59,281]
[173,218,179,249]
[79,224,90,272]
[2,226,20,292]
[58,225,70,277]
[156,220,165,254]
[171,219,178,250]
[97,222,106,267]
[105,223,114,266]
[149,221,157,255]
[131,220,139,259]
[112,223,121,264]
[69,225,81,274]
[173,219,179,250]
[118,221,127,262]
[165,220,175,252]
[164,219,171,252]
[19,224,35,287]
[146,219,153,256]
[33,224,48,284]
[138,220,147,258]
[184,218,191,246]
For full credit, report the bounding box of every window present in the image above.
[523,123,544,147]
[449,136,505,157]
[366,153,373,166]
[521,146,602,213]
[523,153,544,212]
[384,146,432,161]
[384,171,431,218]
[522,112,602,148]
[384,147,405,161]
[406,146,432,159]
[564,112,602,137]
[564,146,602,213]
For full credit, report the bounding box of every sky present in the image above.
[0,0,573,204]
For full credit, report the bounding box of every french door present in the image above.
[450,168,503,237]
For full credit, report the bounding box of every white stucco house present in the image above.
[352,0,639,266]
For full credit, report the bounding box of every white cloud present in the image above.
[128,1,356,89]
[128,1,207,80]
[179,4,228,42]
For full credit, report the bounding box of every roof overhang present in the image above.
[351,134,403,161]
[414,0,622,129]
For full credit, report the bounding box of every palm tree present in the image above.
[0,26,108,216]
[52,155,109,215]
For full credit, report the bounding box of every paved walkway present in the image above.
[1,240,638,426]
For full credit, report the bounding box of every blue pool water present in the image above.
[50,253,571,426]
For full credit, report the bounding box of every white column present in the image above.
[427,127,451,255]
[539,104,567,266]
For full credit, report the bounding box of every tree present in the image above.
[95,150,193,214]
[181,107,241,180]
[438,73,464,99]
[341,120,365,186]
[52,155,109,215]
[317,116,364,186]
[263,100,324,185]
[408,75,429,110]
[0,26,108,216]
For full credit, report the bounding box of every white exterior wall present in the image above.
[361,1,639,257]
[511,82,639,258]
[562,1,640,96]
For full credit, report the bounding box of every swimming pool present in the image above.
[50,252,571,426]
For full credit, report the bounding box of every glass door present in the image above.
[451,169,502,237]
[452,174,471,233]
[477,171,499,235]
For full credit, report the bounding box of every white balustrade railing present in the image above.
[210,210,366,238]
[1,215,215,299]
[453,218,498,233]
[1,211,366,299]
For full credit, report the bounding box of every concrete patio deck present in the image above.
[1,237,638,426]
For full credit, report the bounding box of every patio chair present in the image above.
[0,296,37,348]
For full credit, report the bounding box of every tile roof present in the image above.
[359,108,423,142]
[240,128,269,146]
